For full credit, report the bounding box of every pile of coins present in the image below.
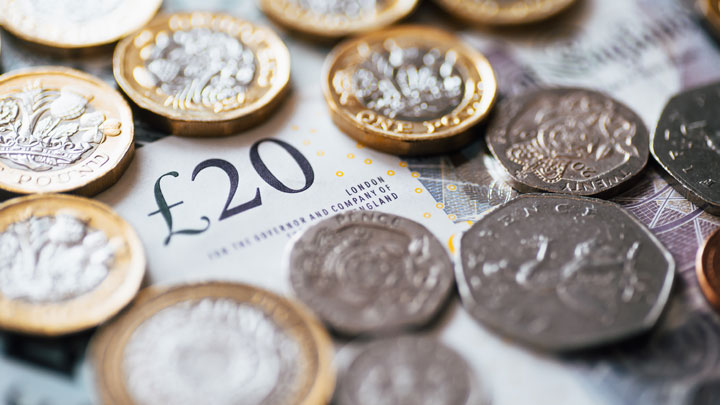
[0,0,719,404]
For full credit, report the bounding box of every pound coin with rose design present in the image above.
[114,12,291,137]
[322,25,497,156]
[0,67,134,196]
[91,282,335,405]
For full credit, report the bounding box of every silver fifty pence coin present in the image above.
[487,88,649,196]
[652,81,720,214]
[337,336,483,405]
[287,211,454,336]
[457,194,675,351]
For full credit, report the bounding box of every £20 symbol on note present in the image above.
[149,139,315,245]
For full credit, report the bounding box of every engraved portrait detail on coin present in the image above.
[0,84,122,172]
[488,89,649,195]
[289,212,454,335]
[353,46,464,121]
[0,214,116,303]
[140,28,257,112]
[123,299,301,405]
[457,195,674,350]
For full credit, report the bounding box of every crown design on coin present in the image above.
[506,93,639,183]
[0,82,121,172]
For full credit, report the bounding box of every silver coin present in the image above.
[337,336,478,405]
[457,194,675,351]
[287,211,454,335]
[487,88,649,196]
[652,81,720,214]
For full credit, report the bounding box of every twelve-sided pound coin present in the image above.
[260,0,418,39]
[652,81,720,214]
[114,12,291,136]
[323,25,497,155]
[338,336,485,405]
[0,194,145,335]
[487,88,649,196]
[288,211,454,335]
[91,282,335,405]
[0,67,134,196]
[457,194,675,351]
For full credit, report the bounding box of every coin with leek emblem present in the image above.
[322,25,497,156]
[114,12,291,136]
[260,0,418,39]
[0,0,161,51]
[0,67,134,196]
[91,282,335,405]
[432,0,577,25]
[0,194,145,336]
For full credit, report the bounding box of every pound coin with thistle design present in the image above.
[323,25,497,155]
[0,67,134,196]
[114,12,291,137]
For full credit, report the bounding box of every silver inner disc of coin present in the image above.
[143,28,257,111]
[289,212,454,335]
[339,337,473,405]
[122,298,302,405]
[457,194,674,351]
[290,0,382,17]
[353,44,465,121]
[0,214,115,303]
[24,0,123,22]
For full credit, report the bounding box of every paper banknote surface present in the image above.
[2,0,720,404]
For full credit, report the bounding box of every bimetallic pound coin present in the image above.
[338,337,482,405]
[457,194,675,351]
[652,82,720,214]
[0,0,161,51]
[697,227,720,311]
[91,282,335,405]
[323,25,497,156]
[700,0,720,37]
[432,0,576,25]
[114,12,291,137]
[288,211,454,335]
[260,0,418,39]
[487,88,649,196]
[0,67,134,196]
[0,194,145,335]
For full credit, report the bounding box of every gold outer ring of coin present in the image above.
[432,0,577,25]
[0,0,162,52]
[90,282,335,405]
[0,67,134,196]
[260,0,419,39]
[697,227,720,310]
[0,194,145,336]
[113,12,292,137]
[700,0,720,36]
[322,25,497,156]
